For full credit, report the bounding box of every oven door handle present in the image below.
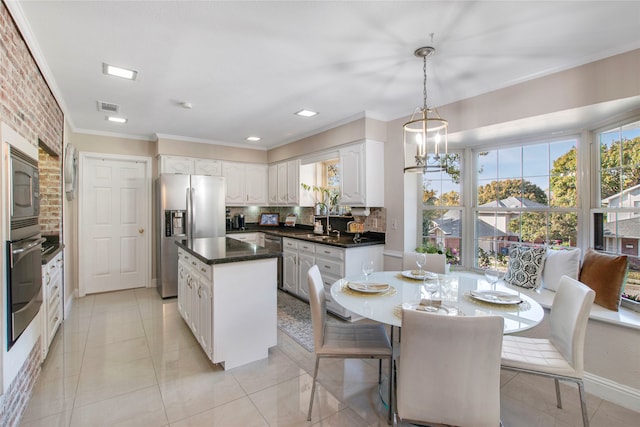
[12,237,47,255]
[10,237,46,268]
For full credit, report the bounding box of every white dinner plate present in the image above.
[347,281,390,293]
[401,270,438,280]
[469,290,523,305]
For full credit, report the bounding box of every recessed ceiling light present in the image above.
[106,116,127,124]
[102,63,137,80]
[295,109,318,117]
[246,136,261,142]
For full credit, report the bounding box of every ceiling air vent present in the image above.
[97,101,119,113]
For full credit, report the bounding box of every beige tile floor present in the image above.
[19,288,639,427]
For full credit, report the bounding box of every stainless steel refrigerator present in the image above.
[156,174,226,298]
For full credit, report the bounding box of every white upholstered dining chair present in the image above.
[306,265,393,423]
[501,275,595,427]
[396,308,504,427]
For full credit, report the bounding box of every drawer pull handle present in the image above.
[191,261,197,266]
[324,251,330,254]
[324,265,331,269]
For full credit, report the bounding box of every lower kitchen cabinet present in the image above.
[177,247,277,369]
[42,251,63,357]
[178,248,213,356]
[281,237,383,320]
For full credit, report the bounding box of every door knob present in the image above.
[139,228,144,234]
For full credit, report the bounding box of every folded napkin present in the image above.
[347,282,389,291]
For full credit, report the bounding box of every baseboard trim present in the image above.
[584,372,640,412]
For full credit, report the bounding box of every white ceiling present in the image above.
[8,1,640,149]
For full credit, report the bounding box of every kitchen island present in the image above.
[175,237,279,369]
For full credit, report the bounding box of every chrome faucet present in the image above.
[332,230,341,239]
[326,213,331,235]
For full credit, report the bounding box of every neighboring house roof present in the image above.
[601,183,640,205]
[429,217,511,238]
[479,196,547,209]
[603,216,640,239]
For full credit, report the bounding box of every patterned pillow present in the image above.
[504,244,547,289]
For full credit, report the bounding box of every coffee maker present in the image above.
[232,213,245,230]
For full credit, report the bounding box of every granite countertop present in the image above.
[227,225,385,248]
[176,236,281,265]
[42,243,64,265]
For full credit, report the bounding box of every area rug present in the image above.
[277,290,315,352]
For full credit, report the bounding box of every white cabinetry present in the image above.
[281,237,383,319]
[268,160,300,206]
[158,155,222,176]
[339,140,384,207]
[178,248,213,357]
[42,251,63,357]
[223,162,268,205]
[268,164,278,204]
[195,158,222,176]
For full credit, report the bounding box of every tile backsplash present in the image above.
[228,206,386,233]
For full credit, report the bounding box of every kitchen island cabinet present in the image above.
[176,237,279,369]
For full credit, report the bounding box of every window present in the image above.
[474,139,578,269]
[421,153,462,265]
[594,120,640,300]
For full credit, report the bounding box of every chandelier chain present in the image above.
[423,55,428,109]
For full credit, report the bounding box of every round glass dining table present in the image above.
[330,270,545,333]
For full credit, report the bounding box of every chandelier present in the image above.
[403,46,448,173]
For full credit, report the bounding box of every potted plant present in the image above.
[416,243,459,273]
[301,183,340,215]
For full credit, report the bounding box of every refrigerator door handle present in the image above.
[191,188,196,238]
[186,187,191,240]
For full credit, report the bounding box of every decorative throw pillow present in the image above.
[542,248,581,292]
[504,244,547,289]
[579,249,628,311]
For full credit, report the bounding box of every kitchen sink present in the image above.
[304,234,339,242]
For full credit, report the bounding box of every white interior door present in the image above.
[79,154,150,295]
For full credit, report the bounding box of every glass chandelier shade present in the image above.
[403,47,448,173]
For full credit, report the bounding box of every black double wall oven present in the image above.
[6,146,44,349]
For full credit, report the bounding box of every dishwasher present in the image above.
[264,234,283,288]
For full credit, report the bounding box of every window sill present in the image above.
[454,271,640,331]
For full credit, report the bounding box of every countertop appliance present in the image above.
[155,174,226,298]
[232,213,245,230]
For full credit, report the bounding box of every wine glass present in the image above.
[484,268,500,290]
[415,253,427,276]
[362,260,374,283]
[422,277,440,312]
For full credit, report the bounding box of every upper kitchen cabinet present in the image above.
[158,155,222,176]
[268,159,300,206]
[223,162,268,206]
[339,140,384,207]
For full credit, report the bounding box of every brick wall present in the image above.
[0,3,63,154]
[38,146,62,235]
[0,339,42,427]
[1,2,64,236]
[0,2,63,424]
